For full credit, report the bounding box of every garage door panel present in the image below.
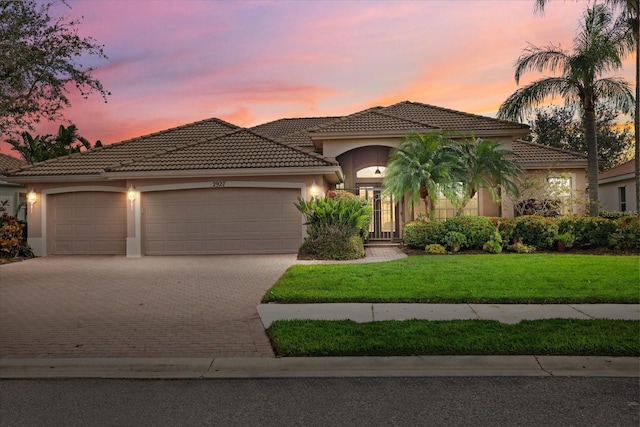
[47,192,127,255]
[143,187,302,255]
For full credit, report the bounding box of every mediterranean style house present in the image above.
[3,101,587,257]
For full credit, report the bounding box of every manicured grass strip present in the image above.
[263,254,640,304]
[268,319,640,357]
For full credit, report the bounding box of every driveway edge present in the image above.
[0,356,637,379]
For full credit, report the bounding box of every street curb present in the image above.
[0,356,638,379]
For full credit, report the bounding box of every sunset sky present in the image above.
[2,0,636,155]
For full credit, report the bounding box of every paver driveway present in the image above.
[0,255,297,358]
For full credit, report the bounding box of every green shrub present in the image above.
[513,216,558,250]
[295,191,372,260]
[425,244,446,255]
[562,216,618,248]
[0,214,33,258]
[482,230,503,254]
[443,231,467,253]
[600,210,634,219]
[608,216,640,251]
[490,217,517,245]
[505,242,536,253]
[555,232,575,249]
[298,225,365,260]
[296,191,372,240]
[403,220,446,249]
[444,216,496,249]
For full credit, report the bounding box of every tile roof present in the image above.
[107,129,336,172]
[0,153,26,174]
[251,117,340,139]
[512,140,587,165]
[599,159,634,179]
[380,101,530,132]
[308,108,432,134]
[7,101,569,179]
[10,118,239,176]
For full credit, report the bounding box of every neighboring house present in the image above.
[599,159,636,213]
[3,101,587,257]
[0,153,27,219]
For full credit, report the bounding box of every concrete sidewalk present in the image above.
[1,356,638,379]
[257,303,640,327]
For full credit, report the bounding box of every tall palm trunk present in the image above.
[635,35,639,217]
[584,108,600,216]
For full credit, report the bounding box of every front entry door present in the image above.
[358,187,399,241]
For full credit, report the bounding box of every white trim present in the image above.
[126,196,141,258]
[138,180,304,193]
[42,186,125,195]
[599,173,634,184]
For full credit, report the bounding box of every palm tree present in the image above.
[383,132,458,219]
[53,124,91,157]
[451,138,523,216]
[535,0,638,215]
[7,131,53,164]
[498,4,635,216]
[7,124,94,164]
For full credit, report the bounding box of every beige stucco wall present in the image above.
[599,177,636,212]
[516,167,588,216]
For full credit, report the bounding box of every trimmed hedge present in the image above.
[403,220,446,249]
[444,216,496,250]
[403,215,639,253]
[513,216,558,250]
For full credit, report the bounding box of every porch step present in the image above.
[365,241,402,248]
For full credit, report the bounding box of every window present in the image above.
[356,166,385,178]
[432,188,478,219]
[618,186,627,212]
[547,176,573,215]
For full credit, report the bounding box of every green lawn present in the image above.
[263,254,640,304]
[268,319,640,357]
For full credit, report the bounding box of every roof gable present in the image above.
[512,140,587,165]
[380,101,530,132]
[307,108,432,135]
[106,129,337,173]
[10,117,239,177]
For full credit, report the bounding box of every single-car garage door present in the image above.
[47,192,127,255]
[142,187,302,255]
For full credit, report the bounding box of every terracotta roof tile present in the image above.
[251,117,340,139]
[0,153,26,174]
[599,159,634,179]
[308,108,431,134]
[107,129,336,172]
[512,140,587,165]
[380,101,530,131]
[10,118,239,176]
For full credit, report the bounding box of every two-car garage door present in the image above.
[46,187,302,255]
[142,187,302,255]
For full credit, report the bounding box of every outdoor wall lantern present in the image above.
[310,180,319,198]
[127,185,136,210]
[27,190,37,213]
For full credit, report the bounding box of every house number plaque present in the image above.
[212,181,226,187]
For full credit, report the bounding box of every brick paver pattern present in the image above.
[0,255,297,359]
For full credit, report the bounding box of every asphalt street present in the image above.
[1,377,638,427]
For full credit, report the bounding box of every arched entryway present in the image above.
[336,146,400,242]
